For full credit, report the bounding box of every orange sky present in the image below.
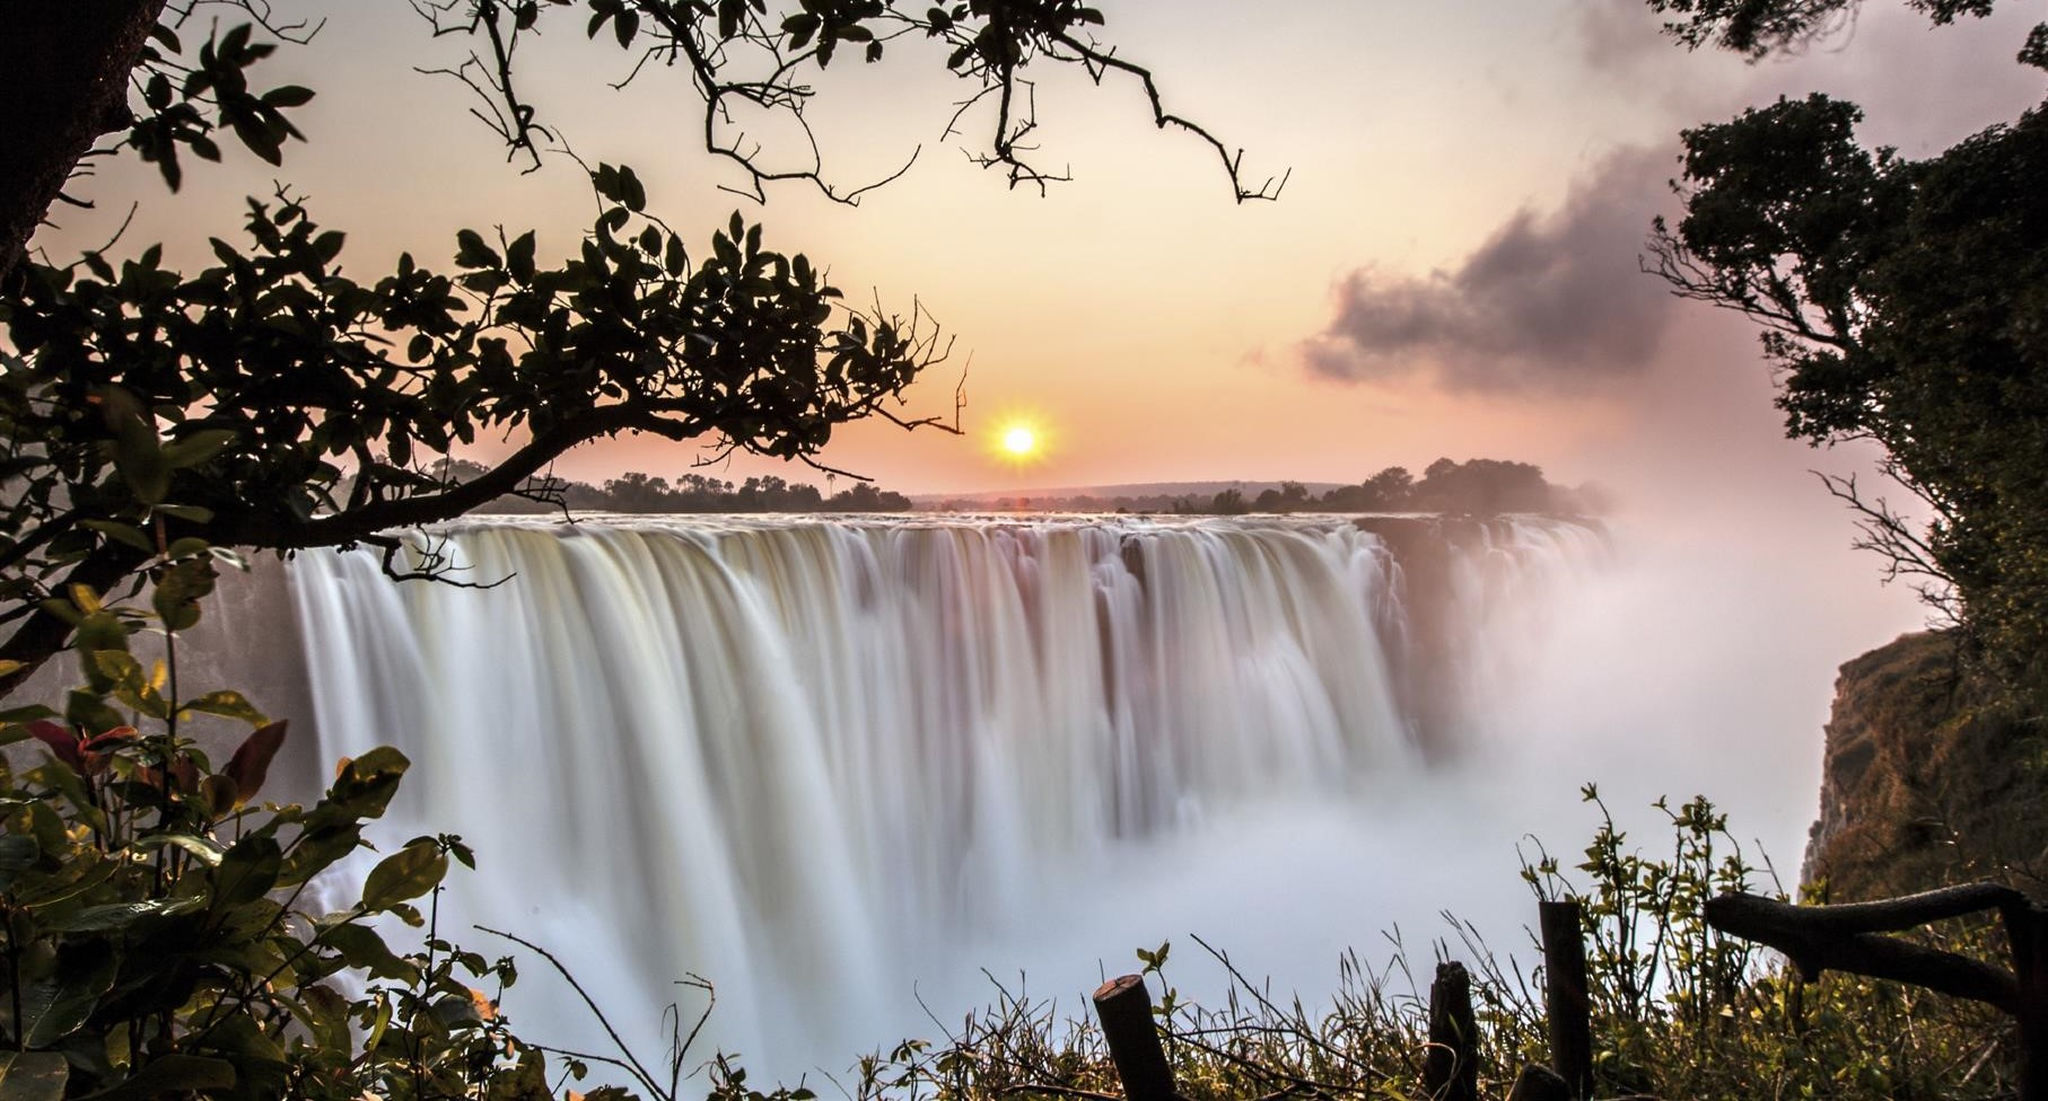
[42,0,2045,502]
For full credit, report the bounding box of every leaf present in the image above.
[151,557,217,632]
[77,1055,236,1101]
[506,230,537,283]
[319,922,419,982]
[277,824,361,888]
[24,722,81,772]
[188,690,269,727]
[360,840,447,910]
[0,836,41,894]
[223,720,287,802]
[150,503,213,523]
[22,946,117,1047]
[214,835,282,906]
[455,228,500,270]
[129,833,225,868]
[78,520,153,553]
[0,1052,68,1101]
[261,84,314,108]
[327,746,409,819]
[48,896,206,934]
[159,428,237,469]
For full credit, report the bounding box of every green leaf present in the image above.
[319,922,419,982]
[327,746,409,820]
[48,896,206,934]
[360,839,447,910]
[0,836,41,894]
[0,1052,68,1101]
[159,428,237,469]
[183,690,268,726]
[152,557,217,632]
[78,1055,236,1101]
[277,823,361,888]
[129,833,225,868]
[150,503,213,523]
[214,835,282,907]
[78,521,153,553]
[22,947,117,1047]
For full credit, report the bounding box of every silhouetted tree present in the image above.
[1648,73,2048,693]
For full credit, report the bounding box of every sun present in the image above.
[1002,425,1038,457]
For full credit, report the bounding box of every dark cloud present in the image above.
[1305,146,1683,393]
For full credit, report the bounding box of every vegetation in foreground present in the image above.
[854,789,2016,1101]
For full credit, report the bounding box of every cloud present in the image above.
[1577,0,1680,79]
[1304,146,1682,393]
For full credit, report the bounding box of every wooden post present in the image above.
[1539,900,1594,1100]
[2006,903,2048,1101]
[1424,961,1480,1101]
[1505,1063,1573,1101]
[1092,975,1178,1101]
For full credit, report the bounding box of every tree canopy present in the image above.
[0,0,1276,697]
[1645,0,2048,697]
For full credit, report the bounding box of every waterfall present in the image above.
[283,514,1602,1073]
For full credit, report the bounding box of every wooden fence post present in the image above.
[1539,899,1594,1099]
[1505,1063,1573,1101]
[1093,975,1178,1101]
[1424,961,1480,1101]
[1705,884,2046,1101]
[2007,903,2048,1101]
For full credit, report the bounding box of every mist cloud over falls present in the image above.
[1306,148,1682,392]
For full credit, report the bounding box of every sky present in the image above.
[46,0,2040,500]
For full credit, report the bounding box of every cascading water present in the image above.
[282,514,1601,1074]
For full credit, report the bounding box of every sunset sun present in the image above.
[1002,425,1038,457]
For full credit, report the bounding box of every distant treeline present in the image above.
[937,458,1601,516]
[1185,458,1597,516]
[449,461,914,513]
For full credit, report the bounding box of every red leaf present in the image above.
[81,725,139,753]
[224,720,288,804]
[26,721,82,771]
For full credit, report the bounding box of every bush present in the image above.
[0,559,572,1100]
[853,787,2017,1101]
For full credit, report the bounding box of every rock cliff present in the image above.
[1805,630,2048,900]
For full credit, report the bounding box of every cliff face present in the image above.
[1805,631,2048,900]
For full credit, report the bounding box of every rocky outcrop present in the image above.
[1805,630,2048,900]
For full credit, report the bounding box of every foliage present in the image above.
[849,792,2016,1101]
[442,461,915,514]
[0,565,585,1100]
[1162,459,1590,517]
[1651,93,2048,699]
[1641,0,2018,59]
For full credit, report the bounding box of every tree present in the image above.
[1643,0,2048,695]
[1364,466,1414,508]
[1643,0,2042,61]
[0,1,1277,697]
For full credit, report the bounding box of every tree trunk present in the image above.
[0,0,169,284]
